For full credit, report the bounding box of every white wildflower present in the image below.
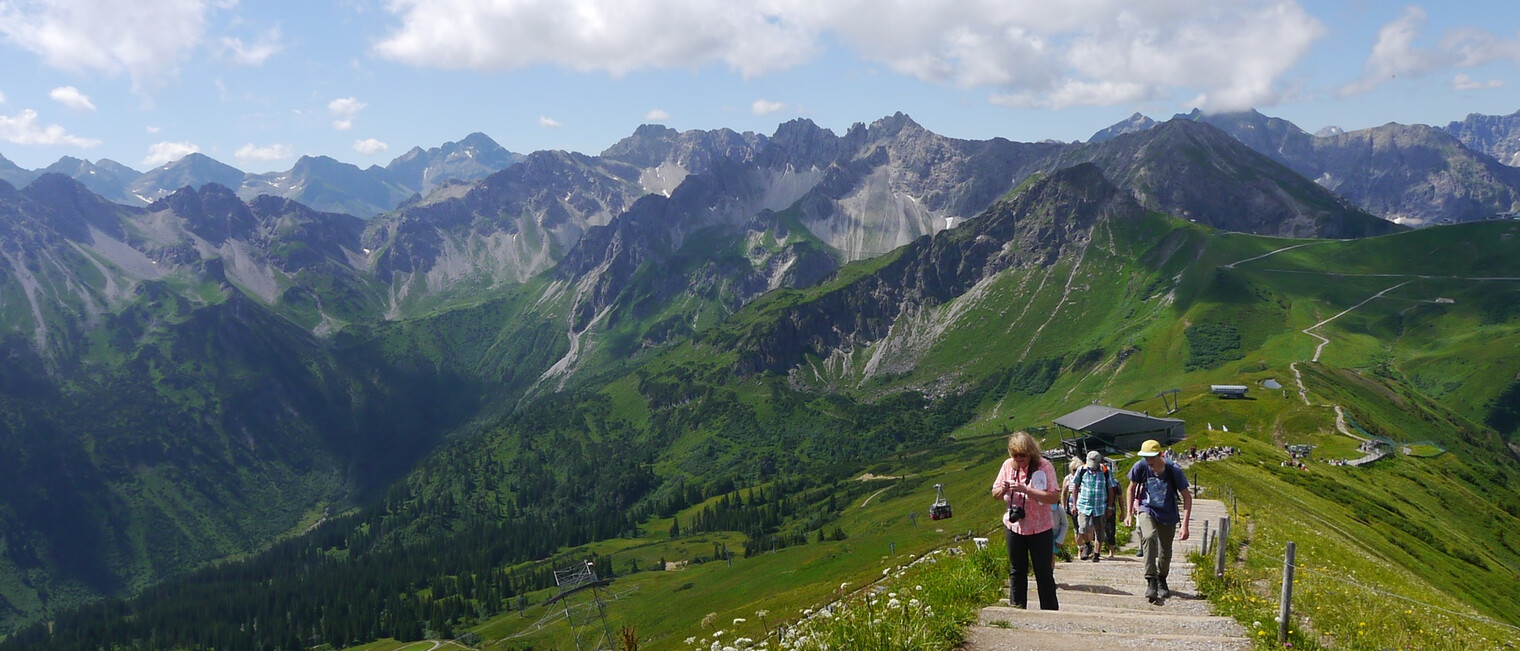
[733,618,747,624]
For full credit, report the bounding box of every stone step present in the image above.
[965,626,1253,650]
[962,499,1250,651]
[978,605,1246,638]
[1037,590,1217,616]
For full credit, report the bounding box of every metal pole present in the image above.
[1214,517,1230,578]
[1279,542,1296,644]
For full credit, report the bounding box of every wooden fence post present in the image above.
[1279,541,1296,644]
[1214,516,1230,578]
[1202,520,1210,555]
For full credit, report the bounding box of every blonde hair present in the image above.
[1006,431,1042,466]
[1068,458,1082,474]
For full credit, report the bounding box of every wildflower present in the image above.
[735,637,754,646]
[714,630,725,638]
[914,585,923,591]
[756,609,769,618]
[839,582,850,591]
[882,568,891,575]
[733,618,747,625]
[685,637,697,645]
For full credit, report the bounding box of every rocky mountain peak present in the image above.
[1088,112,1158,143]
[151,183,258,244]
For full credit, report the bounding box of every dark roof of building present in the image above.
[1052,404,1184,435]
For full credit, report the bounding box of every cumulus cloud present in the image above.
[751,99,785,116]
[645,108,671,121]
[235,143,294,163]
[49,86,97,111]
[371,0,1329,112]
[1343,7,1520,96]
[1451,74,1505,91]
[0,109,102,147]
[220,27,283,66]
[538,116,562,128]
[0,0,211,93]
[142,141,200,168]
[374,0,818,77]
[329,97,366,130]
[353,138,388,155]
[0,91,6,104]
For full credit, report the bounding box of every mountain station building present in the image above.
[1053,404,1186,458]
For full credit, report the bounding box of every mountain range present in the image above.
[0,107,1518,648]
[0,133,525,218]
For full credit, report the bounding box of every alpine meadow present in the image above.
[2,108,1520,651]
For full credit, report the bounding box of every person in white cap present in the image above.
[1071,450,1118,561]
[1123,439,1193,603]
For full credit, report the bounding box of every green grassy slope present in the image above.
[11,192,1520,650]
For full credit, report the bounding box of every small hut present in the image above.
[1053,404,1186,457]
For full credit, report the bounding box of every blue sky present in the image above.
[1,0,1517,172]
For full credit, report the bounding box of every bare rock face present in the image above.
[1445,110,1520,168]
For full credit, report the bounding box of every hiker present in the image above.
[1101,454,1122,558]
[1059,458,1081,556]
[1072,450,1117,562]
[1123,439,1193,603]
[991,431,1060,610]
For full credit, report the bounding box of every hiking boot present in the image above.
[1091,552,1100,563]
[1144,578,1158,600]
[1158,579,1171,599]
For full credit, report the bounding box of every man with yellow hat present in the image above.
[1122,439,1193,604]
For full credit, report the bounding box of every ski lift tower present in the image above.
[545,560,616,651]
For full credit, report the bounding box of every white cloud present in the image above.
[0,0,211,93]
[374,0,818,77]
[0,91,6,104]
[751,99,785,116]
[353,138,388,155]
[142,141,200,168]
[1343,7,1520,97]
[146,125,161,134]
[235,143,293,163]
[1451,74,1505,91]
[220,27,283,66]
[538,116,562,128]
[328,97,366,131]
[0,109,102,147]
[49,86,97,111]
[328,97,366,115]
[372,0,1327,112]
[645,108,671,121]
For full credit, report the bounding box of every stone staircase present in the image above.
[963,498,1252,650]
